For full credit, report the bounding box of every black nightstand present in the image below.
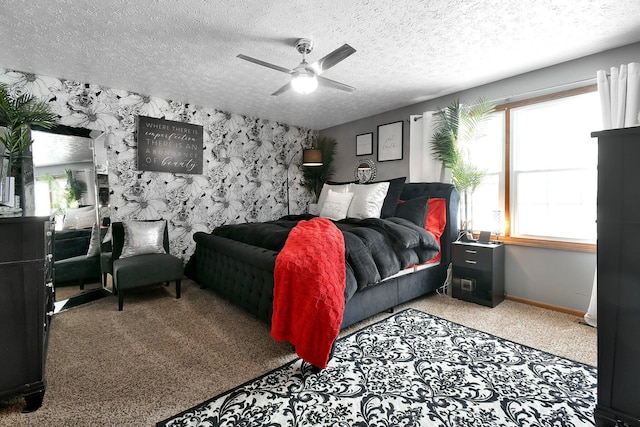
[452,241,505,307]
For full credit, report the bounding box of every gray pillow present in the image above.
[86,223,101,258]
[379,177,406,218]
[120,221,166,259]
[395,196,429,228]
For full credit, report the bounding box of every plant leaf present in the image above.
[0,83,59,167]
[301,135,337,202]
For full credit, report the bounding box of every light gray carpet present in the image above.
[0,279,596,427]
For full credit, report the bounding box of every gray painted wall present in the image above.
[320,42,640,312]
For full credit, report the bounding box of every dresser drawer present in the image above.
[452,244,493,269]
[0,218,47,263]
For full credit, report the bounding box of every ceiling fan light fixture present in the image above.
[291,65,318,94]
[237,38,355,96]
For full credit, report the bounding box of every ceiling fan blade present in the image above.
[317,76,355,93]
[271,81,292,96]
[237,54,292,74]
[310,44,356,75]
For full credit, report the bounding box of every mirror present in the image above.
[30,125,110,309]
[354,157,376,183]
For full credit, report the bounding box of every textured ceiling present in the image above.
[1,0,640,130]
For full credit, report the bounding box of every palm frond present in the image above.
[451,160,485,193]
[429,97,495,194]
[430,129,458,169]
[0,84,15,126]
[64,169,87,204]
[0,82,59,167]
[430,99,461,169]
[301,135,337,201]
[461,97,495,142]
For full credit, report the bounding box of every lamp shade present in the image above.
[302,148,322,166]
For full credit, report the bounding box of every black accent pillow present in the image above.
[379,177,406,218]
[394,196,429,228]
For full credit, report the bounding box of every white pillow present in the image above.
[347,182,390,219]
[86,223,101,258]
[102,224,112,243]
[320,190,354,221]
[75,209,97,229]
[316,183,352,213]
[63,206,96,229]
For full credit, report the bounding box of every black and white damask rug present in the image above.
[158,308,597,427]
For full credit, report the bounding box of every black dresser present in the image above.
[592,126,640,426]
[451,241,505,307]
[0,215,54,412]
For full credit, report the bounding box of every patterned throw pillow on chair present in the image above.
[86,223,101,258]
[120,221,166,258]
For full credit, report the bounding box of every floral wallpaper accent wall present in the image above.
[0,69,315,260]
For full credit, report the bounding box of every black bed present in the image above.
[188,182,459,329]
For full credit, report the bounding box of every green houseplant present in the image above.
[301,135,337,202]
[430,98,495,230]
[0,83,59,208]
[64,169,87,208]
[0,83,59,171]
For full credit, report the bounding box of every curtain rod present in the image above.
[412,75,598,121]
[489,75,597,105]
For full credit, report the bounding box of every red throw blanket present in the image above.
[271,217,346,369]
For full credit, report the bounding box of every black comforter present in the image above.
[211,214,440,294]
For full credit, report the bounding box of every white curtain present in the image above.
[597,62,640,129]
[408,111,450,183]
[584,267,597,327]
[586,62,640,328]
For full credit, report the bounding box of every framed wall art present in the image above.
[137,116,203,174]
[355,132,373,156]
[377,120,403,162]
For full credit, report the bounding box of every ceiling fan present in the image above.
[237,38,356,96]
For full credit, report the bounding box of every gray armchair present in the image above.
[53,228,101,289]
[111,220,183,311]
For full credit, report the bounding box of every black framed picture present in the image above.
[377,120,403,161]
[356,132,373,156]
[137,116,203,174]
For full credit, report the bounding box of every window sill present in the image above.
[497,236,596,253]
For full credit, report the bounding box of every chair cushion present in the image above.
[54,255,101,283]
[113,253,183,291]
[101,252,113,274]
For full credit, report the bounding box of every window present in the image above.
[34,174,67,217]
[467,112,505,233]
[469,86,600,251]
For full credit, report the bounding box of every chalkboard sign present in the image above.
[137,116,203,174]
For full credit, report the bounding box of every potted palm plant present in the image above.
[301,135,337,202]
[0,83,59,207]
[430,98,495,231]
[64,169,87,208]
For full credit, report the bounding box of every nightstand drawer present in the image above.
[452,244,493,269]
[451,241,504,307]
